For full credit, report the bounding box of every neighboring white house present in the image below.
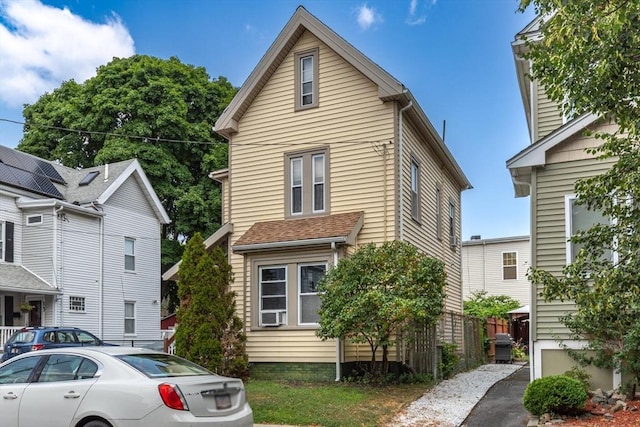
[0,145,169,345]
[461,235,531,306]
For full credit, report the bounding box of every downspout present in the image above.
[54,205,64,326]
[332,242,340,381]
[398,100,413,241]
[243,255,248,335]
[482,240,487,291]
[92,202,104,339]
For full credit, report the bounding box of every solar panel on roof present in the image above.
[37,161,65,183]
[0,145,65,184]
[0,161,64,199]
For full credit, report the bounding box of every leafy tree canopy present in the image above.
[463,291,521,320]
[18,55,237,272]
[519,0,640,384]
[317,240,446,377]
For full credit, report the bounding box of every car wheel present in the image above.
[82,420,112,427]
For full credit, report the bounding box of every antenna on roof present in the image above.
[442,120,446,143]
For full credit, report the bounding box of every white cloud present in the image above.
[0,0,134,108]
[406,0,432,26]
[356,4,382,31]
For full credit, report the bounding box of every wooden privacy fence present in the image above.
[486,317,509,362]
[398,311,485,380]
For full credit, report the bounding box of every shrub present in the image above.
[440,343,459,379]
[523,375,588,416]
[563,366,591,392]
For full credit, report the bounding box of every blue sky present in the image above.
[0,0,535,240]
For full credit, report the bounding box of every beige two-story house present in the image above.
[165,6,471,381]
[506,16,619,389]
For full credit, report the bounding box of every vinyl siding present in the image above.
[534,80,563,141]
[228,30,396,363]
[21,208,55,284]
[101,179,162,341]
[58,212,101,333]
[533,157,615,340]
[400,117,464,312]
[462,238,531,306]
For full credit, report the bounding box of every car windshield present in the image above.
[7,331,35,344]
[117,353,213,378]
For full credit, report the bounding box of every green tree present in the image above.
[463,291,521,319]
[317,241,447,378]
[519,0,640,384]
[18,55,237,273]
[174,233,248,378]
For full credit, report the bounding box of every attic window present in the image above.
[79,171,100,186]
[294,48,319,110]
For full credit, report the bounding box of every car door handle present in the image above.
[3,392,19,400]
[64,391,81,399]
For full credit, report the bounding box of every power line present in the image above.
[0,117,394,148]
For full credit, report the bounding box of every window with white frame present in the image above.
[124,237,135,271]
[299,264,326,325]
[26,214,43,225]
[259,266,287,327]
[294,48,319,110]
[69,296,85,312]
[124,301,136,334]
[565,195,611,263]
[285,149,329,217]
[502,252,517,280]
[0,221,13,262]
[410,158,420,221]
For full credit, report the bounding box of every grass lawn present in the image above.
[245,380,430,427]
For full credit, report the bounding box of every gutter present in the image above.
[232,236,349,254]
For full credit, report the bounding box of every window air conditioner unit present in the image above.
[450,236,459,248]
[261,310,286,327]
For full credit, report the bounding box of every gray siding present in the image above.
[21,208,55,284]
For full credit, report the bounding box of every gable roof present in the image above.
[506,113,599,197]
[0,264,61,294]
[232,211,364,253]
[214,6,471,191]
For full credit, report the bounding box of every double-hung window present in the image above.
[259,266,287,327]
[294,48,319,110]
[0,221,13,263]
[285,149,329,217]
[565,195,611,263]
[0,221,4,261]
[449,201,456,248]
[502,252,517,280]
[299,264,325,325]
[436,184,442,240]
[124,237,135,271]
[410,158,420,221]
[124,301,136,334]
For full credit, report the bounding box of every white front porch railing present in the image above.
[0,326,23,352]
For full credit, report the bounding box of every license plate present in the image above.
[215,394,231,410]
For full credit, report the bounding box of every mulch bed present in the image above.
[553,398,640,427]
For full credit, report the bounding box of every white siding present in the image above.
[462,237,531,306]
[21,208,55,283]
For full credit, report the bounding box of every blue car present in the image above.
[1,327,112,362]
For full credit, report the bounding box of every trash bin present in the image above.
[495,333,513,363]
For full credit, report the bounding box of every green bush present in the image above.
[523,375,588,416]
[440,343,459,379]
[563,366,591,392]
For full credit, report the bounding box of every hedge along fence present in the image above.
[397,311,485,380]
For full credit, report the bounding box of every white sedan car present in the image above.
[0,347,253,427]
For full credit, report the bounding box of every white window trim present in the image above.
[124,301,136,335]
[0,221,4,262]
[410,158,420,222]
[501,251,518,281]
[259,265,288,327]
[298,262,326,326]
[124,237,136,271]
[26,214,43,226]
[436,184,442,240]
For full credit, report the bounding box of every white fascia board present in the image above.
[16,198,105,217]
[507,113,599,169]
[97,159,170,224]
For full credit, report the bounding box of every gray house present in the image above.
[0,145,169,346]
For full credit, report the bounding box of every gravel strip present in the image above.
[389,363,524,427]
